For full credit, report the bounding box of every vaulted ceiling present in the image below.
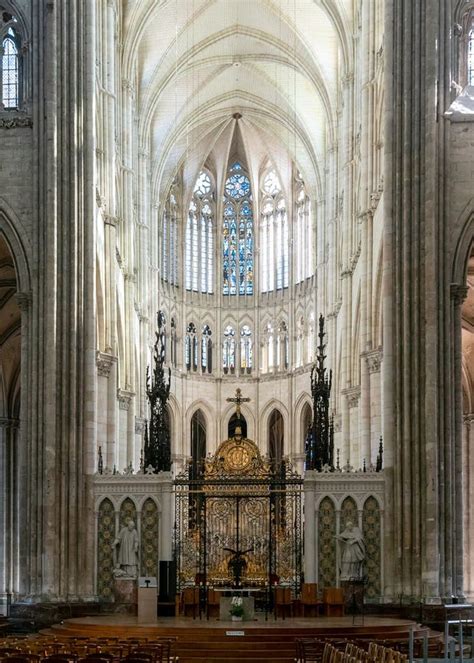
[121,0,354,200]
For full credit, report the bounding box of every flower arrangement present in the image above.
[229,595,245,618]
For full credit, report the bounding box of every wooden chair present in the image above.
[322,587,345,617]
[274,586,293,619]
[181,586,199,619]
[206,588,220,620]
[300,583,321,617]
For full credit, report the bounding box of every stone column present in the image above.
[365,349,383,464]
[0,417,19,612]
[463,414,474,598]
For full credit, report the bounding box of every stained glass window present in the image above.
[223,162,253,296]
[240,325,252,371]
[223,325,236,372]
[1,20,20,110]
[2,35,17,108]
[260,170,288,292]
[185,171,214,293]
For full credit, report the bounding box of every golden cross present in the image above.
[226,388,250,418]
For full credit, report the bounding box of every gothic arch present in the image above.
[221,402,255,444]
[185,400,215,454]
[259,399,289,455]
[0,200,31,293]
[294,392,312,450]
[452,200,474,285]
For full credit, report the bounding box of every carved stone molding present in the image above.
[103,214,119,228]
[0,417,19,428]
[96,351,117,378]
[117,388,135,410]
[451,283,469,306]
[15,291,32,311]
[135,417,146,434]
[364,348,383,374]
[333,413,342,433]
[343,386,361,409]
[463,413,474,426]
[0,115,33,129]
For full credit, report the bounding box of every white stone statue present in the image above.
[335,520,366,581]
[112,520,139,578]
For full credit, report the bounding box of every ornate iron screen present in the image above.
[174,429,303,594]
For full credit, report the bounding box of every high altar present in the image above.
[174,423,304,597]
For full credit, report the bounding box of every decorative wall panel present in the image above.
[97,498,115,599]
[363,496,381,598]
[140,498,159,577]
[318,496,336,587]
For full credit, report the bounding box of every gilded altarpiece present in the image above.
[174,432,303,593]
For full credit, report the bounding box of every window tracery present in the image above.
[186,170,214,294]
[295,173,312,284]
[185,322,198,371]
[161,181,178,286]
[260,169,288,292]
[201,324,212,373]
[240,325,252,373]
[223,162,253,296]
[223,325,236,373]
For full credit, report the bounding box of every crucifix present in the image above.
[226,388,250,418]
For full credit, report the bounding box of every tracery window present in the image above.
[185,322,198,371]
[223,162,254,296]
[279,321,289,370]
[185,171,214,293]
[0,11,21,110]
[240,325,252,372]
[161,181,178,286]
[260,170,288,292]
[295,173,312,284]
[201,324,212,374]
[170,317,178,367]
[468,20,474,85]
[222,325,236,373]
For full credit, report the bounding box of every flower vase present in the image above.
[231,615,243,622]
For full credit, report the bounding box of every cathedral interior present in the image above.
[1,0,474,627]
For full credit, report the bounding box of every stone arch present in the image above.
[294,392,312,455]
[185,400,215,453]
[221,401,255,445]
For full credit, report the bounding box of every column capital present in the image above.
[117,388,135,410]
[362,348,383,374]
[96,351,117,378]
[342,386,361,408]
[451,283,469,306]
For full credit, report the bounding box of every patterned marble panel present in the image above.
[341,496,358,529]
[97,498,115,600]
[140,498,159,577]
[119,497,137,529]
[363,496,381,599]
[318,496,336,587]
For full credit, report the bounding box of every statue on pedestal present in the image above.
[113,520,139,578]
[335,521,366,581]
